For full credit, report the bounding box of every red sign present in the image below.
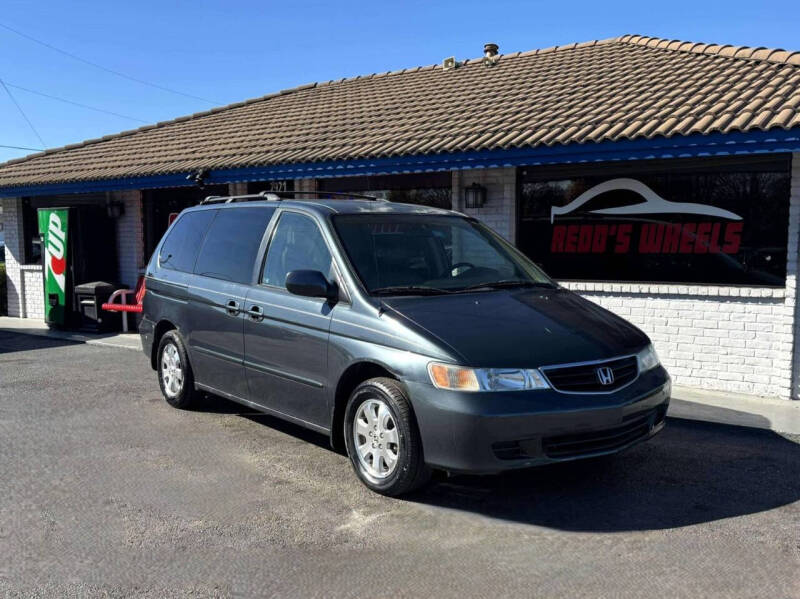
[551,222,743,255]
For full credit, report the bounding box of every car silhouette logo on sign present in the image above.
[549,178,743,223]
[596,366,615,386]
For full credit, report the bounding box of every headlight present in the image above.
[636,344,660,372]
[427,362,550,392]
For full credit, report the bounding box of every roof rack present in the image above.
[200,190,383,205]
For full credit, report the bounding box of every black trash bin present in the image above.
[73,281,119,332]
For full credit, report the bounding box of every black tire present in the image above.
[156,330,199,409]
[344,377,431,496]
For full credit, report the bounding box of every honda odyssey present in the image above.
[140,192,670,496]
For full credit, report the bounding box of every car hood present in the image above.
[381,287,648,368]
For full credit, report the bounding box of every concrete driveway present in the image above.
[1,330,798,598]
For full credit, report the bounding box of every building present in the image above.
[1,34,800,399]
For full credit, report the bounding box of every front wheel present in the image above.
[344,378,431,496]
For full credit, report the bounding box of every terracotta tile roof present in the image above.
[2,33,800,189]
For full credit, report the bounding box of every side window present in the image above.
[159,210,215,273]
[262,212,333,288]
[194,207,275,283]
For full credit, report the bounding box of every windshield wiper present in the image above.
[371,285,453,296]
[453,280,554,293]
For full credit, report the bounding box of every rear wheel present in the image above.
[344,378,431,496]
[157,331,199,409]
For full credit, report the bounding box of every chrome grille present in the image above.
[542,356,638,393]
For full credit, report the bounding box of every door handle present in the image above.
[246,305,264,321]
[226,300,240,316]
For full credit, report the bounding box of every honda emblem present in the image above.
[596,366,615,386]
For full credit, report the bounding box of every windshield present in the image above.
[332,214,554,295]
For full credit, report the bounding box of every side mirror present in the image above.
[285,270,338,302]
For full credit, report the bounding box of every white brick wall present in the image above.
[562,283,794,397]
[2,197,47,319]
[2,197,25,317]
[111,190,144,288]
[21,265,43,319]
[456,168,517,242]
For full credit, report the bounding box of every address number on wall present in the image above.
[269,181,289,192]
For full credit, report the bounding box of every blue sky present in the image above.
[1,0,798,163]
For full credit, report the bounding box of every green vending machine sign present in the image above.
[38,208,69,325]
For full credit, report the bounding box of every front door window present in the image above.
[262,212,333,288]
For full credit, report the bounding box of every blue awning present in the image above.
[2,128,799,198]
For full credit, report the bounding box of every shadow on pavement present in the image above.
[0,330,80,354]
[195,392,800,532]
[195,392,334,451]
[669,397,779,430]
[413,418,800,531]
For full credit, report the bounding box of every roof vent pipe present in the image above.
[483,43,499,67]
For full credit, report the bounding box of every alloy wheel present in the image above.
[353,398,400,479]
[161,343,184,398]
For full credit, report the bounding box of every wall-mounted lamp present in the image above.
[464,182,487,209]
[106,201,125,219]
[187,168,209,188]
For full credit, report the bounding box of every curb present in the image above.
[0,323,142,352]
[669,386,800,435]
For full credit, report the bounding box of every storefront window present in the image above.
[518,156,791,287]
[317,173,452,209]
[22,200,42,265]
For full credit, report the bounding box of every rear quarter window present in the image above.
[194,207,276,283]
[159,210,215,273]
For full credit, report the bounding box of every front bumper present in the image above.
[406,366,670,473]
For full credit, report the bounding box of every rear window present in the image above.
[194,207,276,283]
[159,210,215,273]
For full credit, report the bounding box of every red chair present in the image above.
[102,276,146,332]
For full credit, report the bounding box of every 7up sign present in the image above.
[38,208,69,325]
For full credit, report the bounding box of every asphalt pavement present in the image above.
[1,330,798,598]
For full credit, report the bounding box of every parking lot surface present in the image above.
[1,330,798,598]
